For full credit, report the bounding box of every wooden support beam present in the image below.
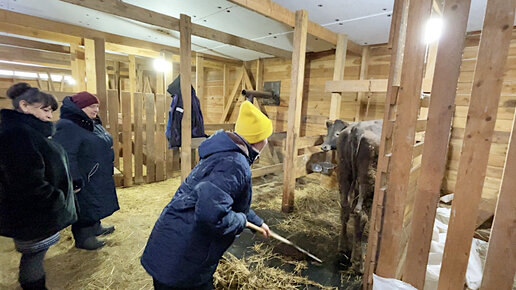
[329,34,348,120]
[255,59,264,91]
[227,0,362,55]
[107,90,119,169]
[59,0,291,58]
[0,45,70,68]
[93,38,108,124]
[0,35,70,53]
[163,51,176,179]
[402,1,472,288]
[70,43,86,91]
[326,79,388,93]
[180,14,193,182]
[196,53,205,116]
[84,39,97,93]
[438,0,515,288]
[145,93,156,183]
[282,10,308,213]
[356,46,370,121]
[121,91,133,187]
[481,99,516,289]
[133,92,144,184]
[0,62,70,74]
[155,94,167,181]
[220,68,244,123]
[375,0,433,278]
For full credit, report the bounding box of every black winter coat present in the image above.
[0,109,77,240]
[53,97,119,224]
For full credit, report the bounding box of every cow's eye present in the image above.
[335,132,340,137]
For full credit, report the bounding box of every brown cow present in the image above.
[322,119,381,273]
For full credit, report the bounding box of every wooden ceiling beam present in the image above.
[0,10,242,65]
[0,45,70,68]
[0,62,71,74]
[0,35,71,54]
[227,0,363,55]
[59,0,292,59]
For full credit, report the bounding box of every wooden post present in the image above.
[196,53,205,115]
[145,93,156,183]
[402,0,472,288]
[107,90,120,169]
[93,37,108,125]
[163,51,175,179]
[328,34,348,120]
[438,0,515,289]
[355,46,369,121]
[155,93,167,181]
[362,0,408,286]
[70,43,86,91]
[481,101,516,289]
[84,38,97,93]
[375,0,432,278]
[133,92,144,184]
[121,91,133,187]
[223,64,229,109]
[129,55,137,95]
[281,10,308,213]
[255,58,263,91]
[180,14,192,182]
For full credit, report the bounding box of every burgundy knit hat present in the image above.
[71,91,99,109]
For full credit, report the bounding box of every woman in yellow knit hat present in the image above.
[141,101,273,289]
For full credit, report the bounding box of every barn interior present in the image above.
[0,0,515,289]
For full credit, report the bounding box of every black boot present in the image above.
[73,224,105,250]
[20,276,47,290]
[95,223,115,236]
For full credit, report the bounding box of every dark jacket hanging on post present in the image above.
[165,75,208,148]
[0,109,77,240]
[53,97,119,224]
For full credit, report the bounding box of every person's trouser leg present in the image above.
[153,278,213,290]
[19,249,47,290]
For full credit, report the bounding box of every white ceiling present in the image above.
[0,0,512,61]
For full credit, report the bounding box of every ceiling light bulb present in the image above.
[424,17,443,44]
[153,58,171,73]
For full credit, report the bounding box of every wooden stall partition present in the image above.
[180,14,193,182]
[402,0,472,288]
[133,92,144,184]
[107,89,120,169]
[121,91,133,187]
[438,0,515,288]
[145,92,156,183]
[155,93,167,182]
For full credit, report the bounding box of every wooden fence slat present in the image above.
[121,91,133,187]
[376,0,433,278]
[402,0,472,288]
[133,92,144,184]
[438,0,515,288]
[155,93,166,181]
[107,89,119,169]
[481,101,516,289]
[145,93,156,183]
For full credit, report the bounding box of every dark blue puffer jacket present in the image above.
[140,130,263,287]
[53,97,119,224]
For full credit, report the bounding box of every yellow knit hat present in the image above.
[235,101,273,144]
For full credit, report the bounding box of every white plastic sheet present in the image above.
[373,274,417,290]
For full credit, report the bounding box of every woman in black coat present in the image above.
[0,83,77,290]
[53,91,119,250]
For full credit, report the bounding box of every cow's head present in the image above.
[321,119,349,151]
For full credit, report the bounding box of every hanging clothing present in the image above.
[165,75,208,148]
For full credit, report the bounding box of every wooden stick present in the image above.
[246,222,323,263]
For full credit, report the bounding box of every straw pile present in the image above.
[214,243,333,290]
